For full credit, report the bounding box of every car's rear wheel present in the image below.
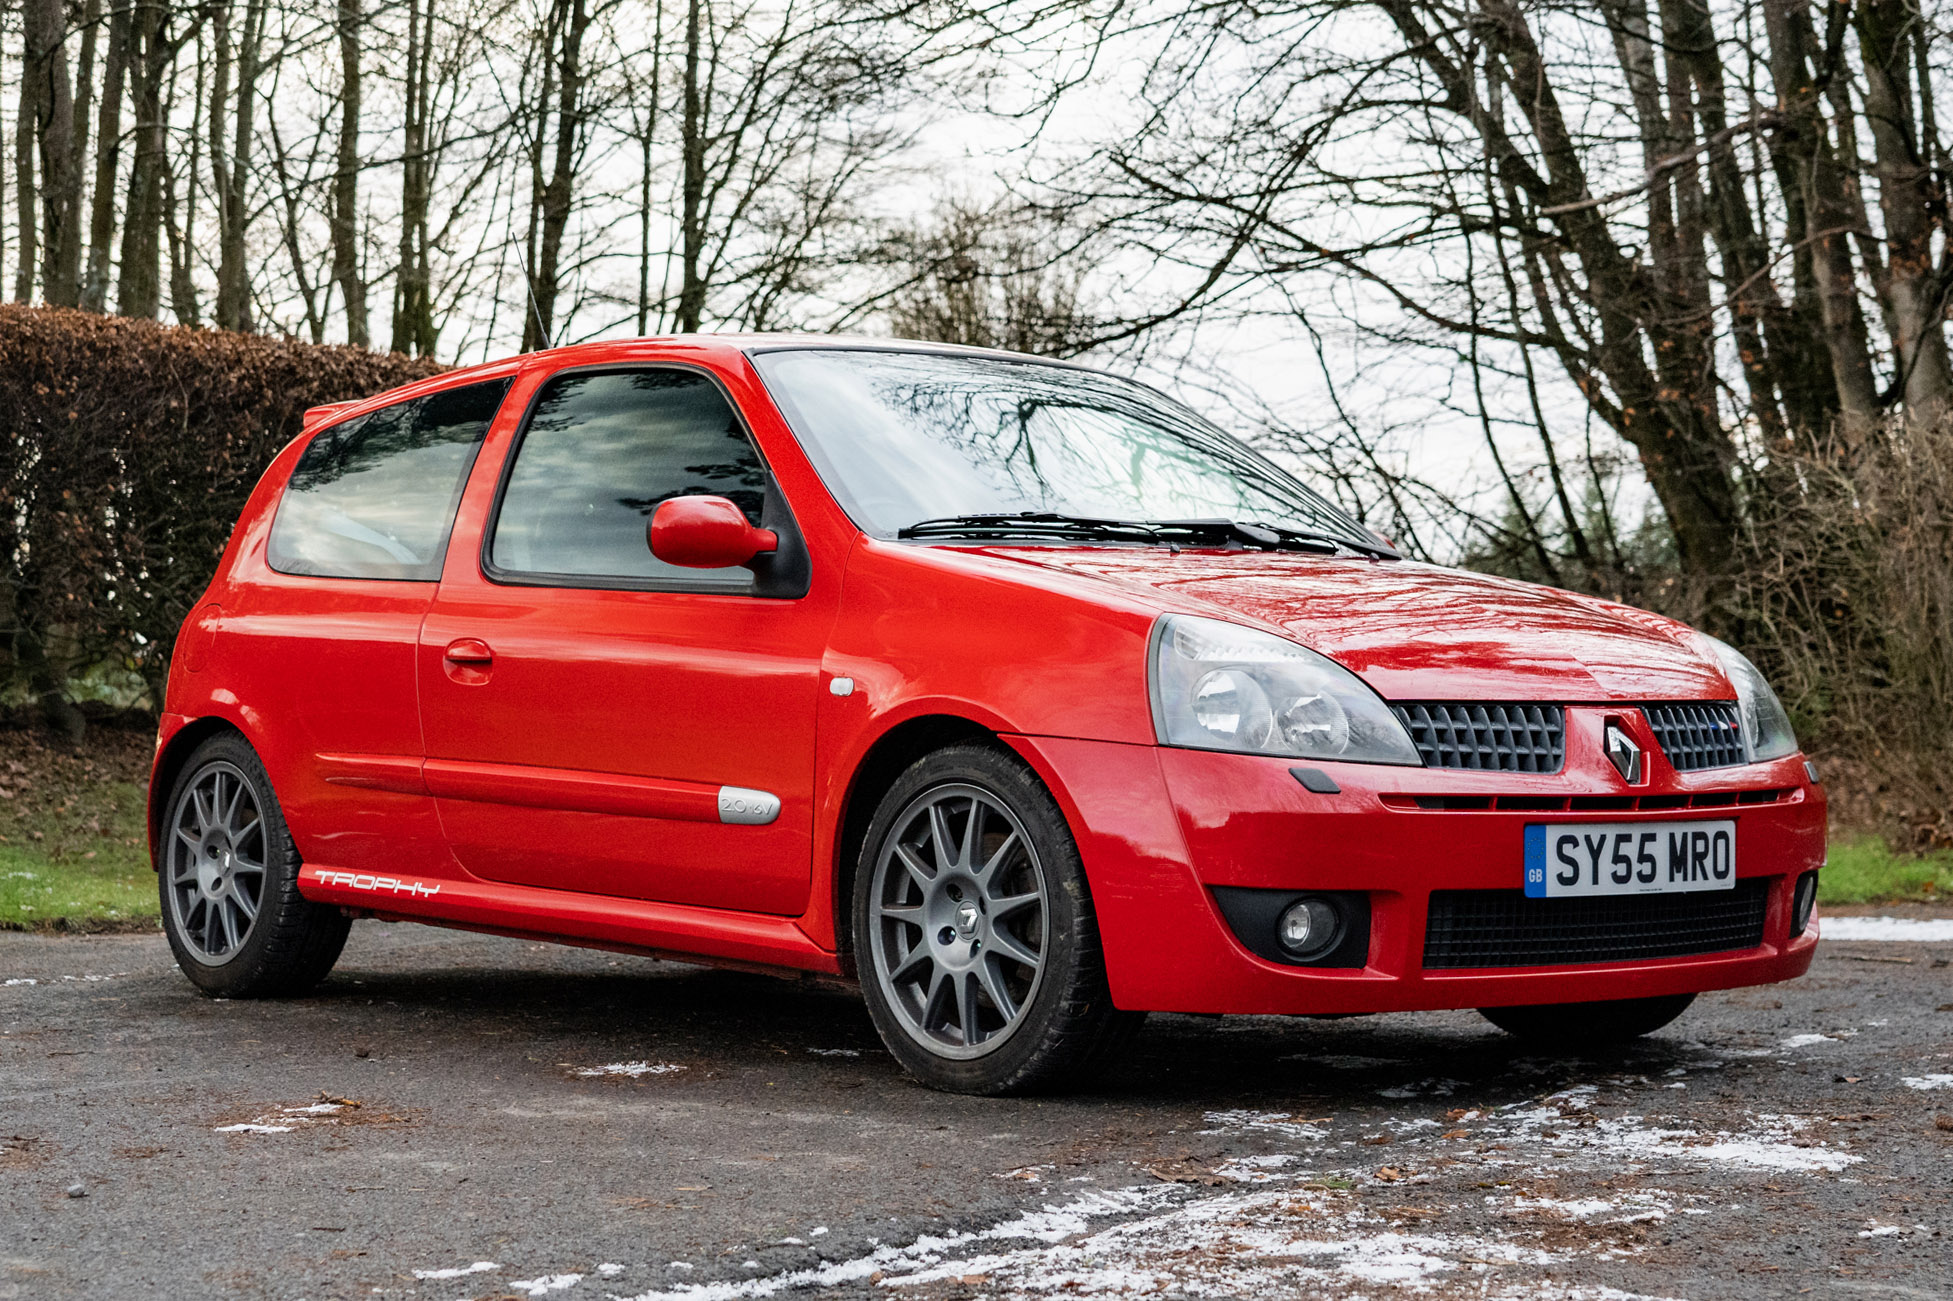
[159,733,350,997]
[1478,993,1696,1046]
[853,744,1142,1095]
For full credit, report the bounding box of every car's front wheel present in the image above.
[852,744,1141,1095]
[1478,993,1696,1046]
[159,733,350,997]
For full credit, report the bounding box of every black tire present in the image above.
[158,733,350,998]
[852,744,1143,1095]
[1478,993,1696,1046]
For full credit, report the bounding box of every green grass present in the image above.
[0,732,158,931]
[1819,835,1953,906]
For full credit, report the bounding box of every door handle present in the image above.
[443,638,494,665]
[442,638,494,684]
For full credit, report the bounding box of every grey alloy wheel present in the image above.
[163,760,269,966]
[867,782,1050,1060]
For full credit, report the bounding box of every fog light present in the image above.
[1278,897,1343,959]
[1791,870,1818,937]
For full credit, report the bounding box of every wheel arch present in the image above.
[831,713,1009,959]
[148,716,249,870]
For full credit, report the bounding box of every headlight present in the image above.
[1150,615,1421,765]
[1703,635,1798,762]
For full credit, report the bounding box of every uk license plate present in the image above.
[1523,821,1736,898]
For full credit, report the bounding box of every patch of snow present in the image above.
[807,1048,860,1057]
[612,1188,1169,1301]
[1210,1153,1299,1183]
[4,978,37,986]
[1901,1074,1953,1090]
[510,1273,583,1295]
[1201,1109,1329,1140]
[599,1264,626,1277]
[413,1262,500,1280]
[211,1100,348,1134]
[1507,1194,1669,1223]
[1486,1091,1858,1173]
[569,1061,685,1078]
[1822,916,1953,941]
[1779,1033,1836,1048]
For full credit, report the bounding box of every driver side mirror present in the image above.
[648,495,779,569]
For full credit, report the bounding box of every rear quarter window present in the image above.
[267,379,511,581]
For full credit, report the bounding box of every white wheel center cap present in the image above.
[955,902,980,935]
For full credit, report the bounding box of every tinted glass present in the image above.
[489,369,766,584]
[267,380,509,581]
[751,349,1373,547]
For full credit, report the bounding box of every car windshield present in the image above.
[749,348,1383,552]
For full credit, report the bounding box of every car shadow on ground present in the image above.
[298,944,1704,1113]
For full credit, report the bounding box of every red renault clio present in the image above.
[151,336,1823,1094]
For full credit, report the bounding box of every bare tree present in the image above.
[332,0,369,345]
[81,0,132,312]
[883,197,1096,354]
[1039,0,1953,578]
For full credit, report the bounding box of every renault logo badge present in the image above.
[1604,722,1644,785]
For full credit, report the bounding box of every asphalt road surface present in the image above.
[4,918,1950,1301]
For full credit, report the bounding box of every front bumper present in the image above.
[1009,714,1824,1016]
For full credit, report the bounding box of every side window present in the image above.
[488,369,767,586]
[267,379,510,581]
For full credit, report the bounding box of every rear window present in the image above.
[267,379,510,581]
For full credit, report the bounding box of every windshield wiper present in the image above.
[1237,519,1399,560]
[895,512,1394,557]
[897,512,1172,542]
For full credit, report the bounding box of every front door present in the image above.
[418,366,827,914]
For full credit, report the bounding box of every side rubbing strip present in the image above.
[718,786,781,825]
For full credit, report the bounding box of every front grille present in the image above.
[1423,879,1769,969]
[1643,701,1747,771]
[1392,703,1565,773]
[1381,787,1794,813]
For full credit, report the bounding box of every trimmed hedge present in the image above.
[0,306,444,733]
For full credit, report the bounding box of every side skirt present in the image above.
[297,865,843,976]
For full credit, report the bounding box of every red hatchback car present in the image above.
[151,336,1824,1094]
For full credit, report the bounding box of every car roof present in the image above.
[302,335,1109,433]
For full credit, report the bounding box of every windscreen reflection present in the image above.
[751,349,1372,547]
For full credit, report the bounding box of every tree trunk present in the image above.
[15,0,79,304]
[14,45,39,302]
[41,0,95,307]
[117,1,173,319]
[1853,0,1952,418]
[163,45,201,326]
[333,0,368,347]
[209,0,264,332]
[81,0,132,313]
[521,0,589,352]
[392,0,436,356]
[635,0,665,336]
[1759,0,1883,431]
[677,0,705,332]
